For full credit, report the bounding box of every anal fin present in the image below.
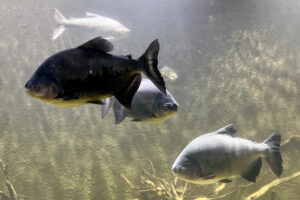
[114,73,142,109]
[113,101,126,124]
[241,157,262,182]
[101,98,111,119]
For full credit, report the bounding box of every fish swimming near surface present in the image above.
[25,37,166,109]
[172,124,283,184]
[101,78,178,124]
[52,8,130,40]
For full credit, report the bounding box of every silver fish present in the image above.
[172,124,283,184]
[101,78,178,124]
[52,8,130,40]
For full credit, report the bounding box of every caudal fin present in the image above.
[139,39,166,95]
[264,133,283,176]
[52,8,67,40]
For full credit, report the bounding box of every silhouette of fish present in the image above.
[25,37,166,109]
[102,78,178,124]
[52,8,130,40]
[172,124,283,184]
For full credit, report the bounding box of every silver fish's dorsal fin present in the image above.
[78,37,113,52]
[85,12,99,17]
[215,124,237,136]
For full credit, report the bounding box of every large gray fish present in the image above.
[25,37,166,109]
[172,124,283,184]
[101,78,178,124]
[52,8,130,40]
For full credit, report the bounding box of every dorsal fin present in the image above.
[78,37,113,52]
[85,12,99,17]
[126,54,132,59]
[215,124,237,136]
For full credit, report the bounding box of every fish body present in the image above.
[102,78,178,124]
[25,37,166,109]
[172,124,283,184]
[52,8,130,40]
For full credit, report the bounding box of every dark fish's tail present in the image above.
[263,133,283,176]
[138,39,166,95]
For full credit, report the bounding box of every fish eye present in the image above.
[32,85,40,91]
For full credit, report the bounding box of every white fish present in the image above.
[172,124,283,184]
[101,78,179,124]
[52,8,130,40]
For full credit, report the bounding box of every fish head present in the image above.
[25,72,62,100]
[172,155,202,181]
[117,26,130,34]
[153,91,178,118]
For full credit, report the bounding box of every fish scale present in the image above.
[172,124,283,184]
[25,37,166,110]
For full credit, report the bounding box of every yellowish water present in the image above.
[0,0,300,199]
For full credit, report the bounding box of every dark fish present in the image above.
[101,78,178,124]
[172,124,283,184]
[25,37,166,109]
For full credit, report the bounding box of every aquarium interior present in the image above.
[0,0,300,199]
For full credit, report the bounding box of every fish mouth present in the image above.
[25,89,56,100]
[25,90,40,99]
[163,103,179,111]
[172,166,185,174]
[25,89,33,96]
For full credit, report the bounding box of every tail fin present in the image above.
[54,8,66,24]
[138,39,166,95]
[52,8,67,40]
[264,133,283,176]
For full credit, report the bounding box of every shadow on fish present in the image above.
[101,78,179,124]
[52,8,130,40]
[25,37,166,109]
[172,124,283,184]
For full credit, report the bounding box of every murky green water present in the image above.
[0,0,300,199]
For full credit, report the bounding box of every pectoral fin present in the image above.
[114,73,142,109]
[241,157,262,182]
